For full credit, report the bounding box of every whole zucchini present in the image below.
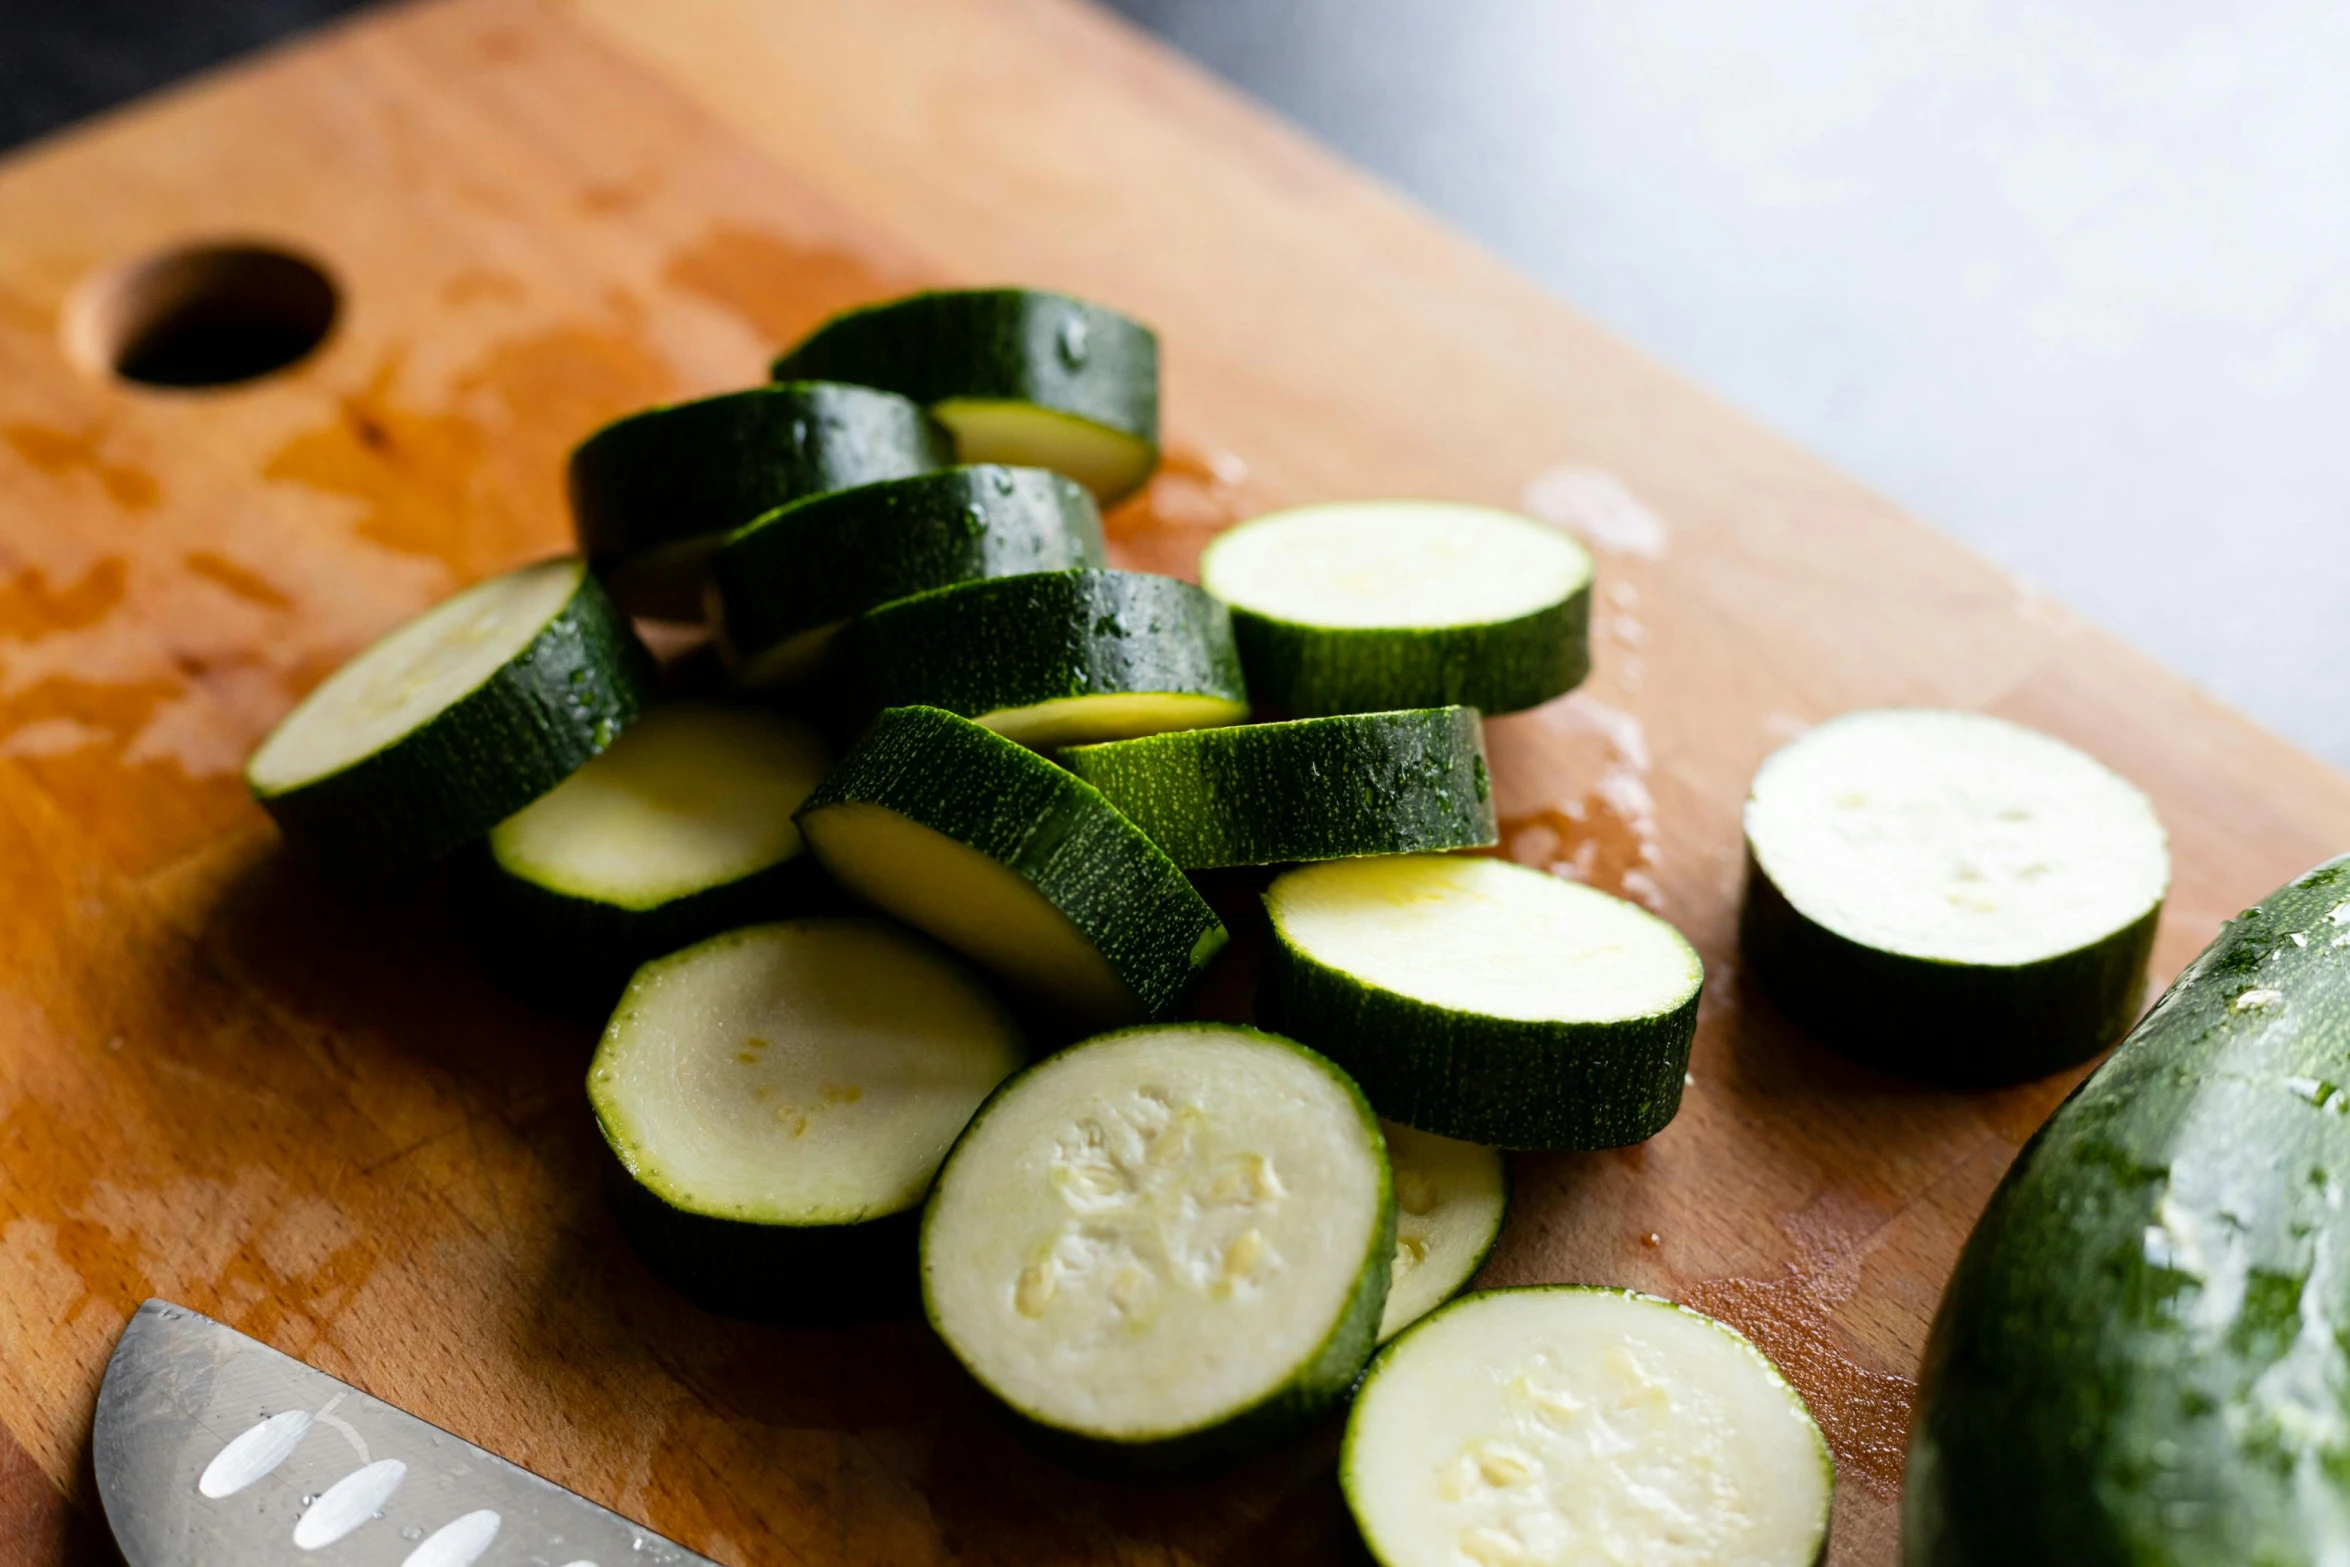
[1907,854,2350,1565]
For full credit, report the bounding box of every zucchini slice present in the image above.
[1907,855,2350,1566]
[1344,1287,1834,1567]
[567,382,951,618]
[771,289,1160,503]
[713,465,1107,687]
[795,705,1227,1026]
[1198,502,1593,717]
[590,918,1026,1322]
[1057,707,1497,868]
[1378,1121,1508,1343]
[1260,856,1703,1150]
[246,557,652,874]
[922,1023,1393,1477]
[830,569,1250,750]
[475,703,832,1006]
[1741,708,2168,1084]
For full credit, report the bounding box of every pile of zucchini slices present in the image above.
[248,284,2188,1566]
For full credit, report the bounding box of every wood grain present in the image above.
[0,0,2344,1562]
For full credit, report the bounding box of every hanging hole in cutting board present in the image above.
[64,242,338,388]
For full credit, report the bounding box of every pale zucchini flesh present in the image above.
[931,399,1157,503]
[590,919,1025,1320]
[1344,1287,1833,1567]
[922,1023,1392,1474]
[1203,502,1591,631]
[249,559,583,795]
[794,706,1228,1027]
[491,702,829,911]
[245,557,653,873]
[593,920,1024,1223]
[796,802,1136,1026]
[1745,709,2166,968]
[1741,707,2168,1083]
[1270,855,1700,1024]
[978,691,1250,751]
[1378,1121,1508,1343]
[1200,502,1594,717]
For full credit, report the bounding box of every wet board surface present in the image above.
[2,1,2347,1562]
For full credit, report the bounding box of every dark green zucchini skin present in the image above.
[826,569,1248,734]
[771,289,1159,447]
[1256,929,1698,1151]
[1906,855,2350,1567]
[1057,708,1497,868]
[255,566,655,876]
[567,382,950,617]
[1740,846,2161,1086]
[461,845,835,1017]
[796,706,1227,1020]
[712,465,1105,674]
[602,1146,918,1324]
[1226,589,1590,718]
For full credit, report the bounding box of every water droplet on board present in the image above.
[1057,314,1090,367]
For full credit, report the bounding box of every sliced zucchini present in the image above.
[1378,1121,1508,1343]
[771,289,1159,502]
[795,705,1227,1026]
[1057,707,1496,868]
[473,703,832,1007]
[246,557,652,874]
[711,465,1106,687]
[1906,855,2350,1566]
[590,918,1026,1322]
[922,1023,1393,1477]
[1259,855,1702,1150]
[1741,708,2168,1085]
[567,382,951,619]
[1344,1287,1834,1567]
[1198,502,1593,717]
[829,569,1250,750]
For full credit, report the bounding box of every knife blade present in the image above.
[92,1298,722,1567]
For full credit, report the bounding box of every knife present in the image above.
[92,1299,722,1567]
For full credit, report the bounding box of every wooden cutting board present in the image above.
[3,0,2345,1561]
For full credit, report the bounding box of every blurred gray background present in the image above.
[7,0,2346,764]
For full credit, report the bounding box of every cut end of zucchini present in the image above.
[249,558,586,796]
[1202,501,1592,630]
[590,919,1025,1225]
[798,801,1139,1025]
[1746,708,2168,968]
[489,703,828,911]
[1378,1122,1507,1343]
[1271,856,1701,1026]
[924,1023,1390,1454]
[979,691,1250,751]
[1345,1288,1833,1567]
[932,399,1158,504]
